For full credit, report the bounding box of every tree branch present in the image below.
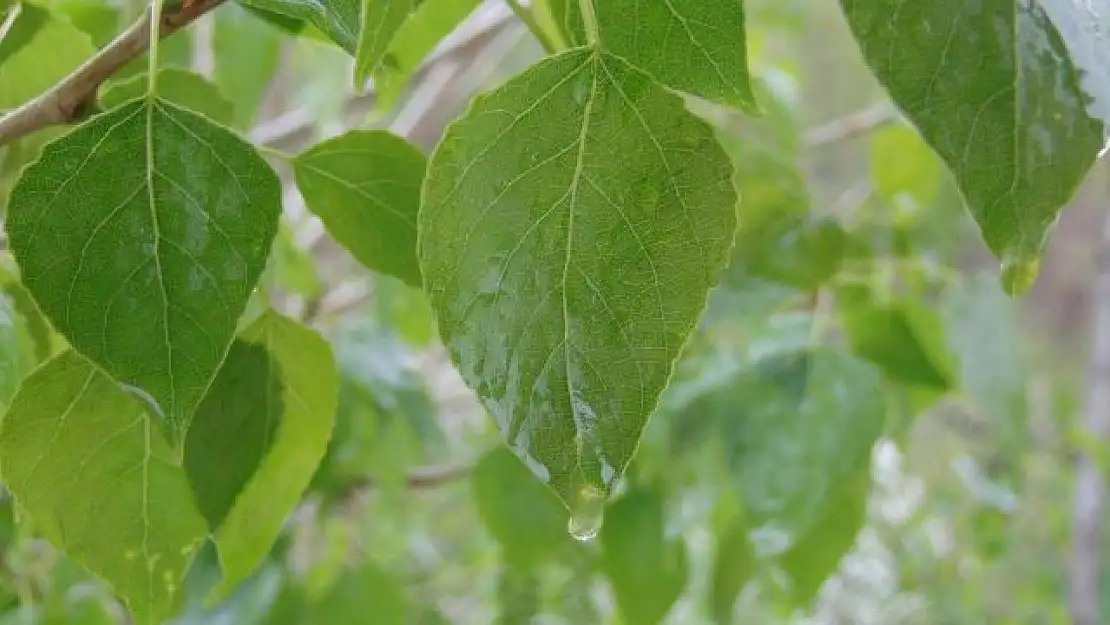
[0,0,227,147]
[1069,182,1110,625]
[804,102,898,148]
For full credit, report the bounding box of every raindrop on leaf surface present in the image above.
[567,485,606,542]
[1000,254,1041,296]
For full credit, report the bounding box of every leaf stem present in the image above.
[504,0,556,55]
[147,0,165,94]
[576,0,599,45]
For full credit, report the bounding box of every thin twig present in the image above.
[0,0,226,147]
[804,101,899,148]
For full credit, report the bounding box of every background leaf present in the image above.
[293,130,424,287]
[0,351,208,623]
[100,69,237,126]
[0,2,95,110]
[186,312,338,596]
[354,0,416,88]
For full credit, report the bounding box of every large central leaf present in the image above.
[840,0,1106,291]
[419,48,737,506]
[5,98,281,446]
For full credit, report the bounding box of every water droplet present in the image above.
[1000,254,1041,296]
[567,485,606,542]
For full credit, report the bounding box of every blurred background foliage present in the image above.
[0,0,1104,623]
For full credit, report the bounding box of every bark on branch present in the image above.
[0,0,226,147]
[1069,179,1110,625]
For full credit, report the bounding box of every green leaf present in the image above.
[354,0,415,88]
[600,489,687,625]
[0,2,95,110]
[185,312,338,596]
[496,566,540,625]
[564,0,756,110]
[869,123,941,209]
[709,518,756,625]
[840,296,955,391]
[722,350,885,544]
[213,4,284,128]
[419,48,738,505]
[238,0,359,52]
[308,564,409,624]
[372,0,481,107]
[293,130,424,287]
[839,0,1106,284]
[100,69,237,126]
[472,447,569,570]
[0,351,208,623]
[940,274,1028,439]
[52,0,120,47]
[779,465,870,606]
[6,98,282,447]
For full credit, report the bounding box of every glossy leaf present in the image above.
[293,130,424,287]
[472,447,569,570]
[100,69,237,126]
[840,0,1106,280]
[185,312,337,596]
[6,98,282,447]
[0,351,208,623]
[420,49,738,505]
[564,0,756,110]
[238,0,359,52]
[0,2,95,109]
[373,0,481,107]
[600,489,687,625]
[840,297,955,391]
[780,465,870,606]
[722,350,885,545]
[354,0,415,88]
[709,518,756,625]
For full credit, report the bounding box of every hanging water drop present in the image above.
[999,254,1041,297]
[567,485,606,542]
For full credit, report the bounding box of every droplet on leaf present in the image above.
[567,485,606,542]
[1000,254,1041,297]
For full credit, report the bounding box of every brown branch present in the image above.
[0,0,227,147]
[1069,178,1110,625]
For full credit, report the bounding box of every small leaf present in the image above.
[420,49,738,505]
[564,0,756,110]
[840,297,955,391]
[709,518,756,625]
[869,123,941,208]
[213,4,284,128]
[354,0,416,88]
[100,69,237,126]
[293,130,424,287]
[940,274,1028,441]
[722,350,885,545]
[185,311,338,596]
[0,351,208,623]
[840,0,1106,276]
[372,0,481,107]
[600,489,687,625]
[779,465,870,606]
[0,2,95,109]
[472,447,569,570]
[238,0,359,52]
[6,98,282,447]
